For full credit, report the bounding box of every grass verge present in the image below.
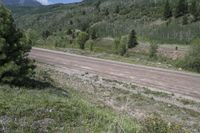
[0,84,140,133]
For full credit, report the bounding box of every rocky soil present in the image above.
[38,63,200,133]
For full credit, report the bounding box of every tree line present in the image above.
[164,0,200,22]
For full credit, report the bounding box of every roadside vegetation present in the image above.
[0,83,140,132]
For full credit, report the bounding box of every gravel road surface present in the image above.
[30,48,200,99]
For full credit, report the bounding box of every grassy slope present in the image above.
[10,0,200,44]
[0,84,140,132]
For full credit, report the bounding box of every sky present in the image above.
[36,0,82,5]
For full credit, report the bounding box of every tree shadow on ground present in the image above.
[3,77,69,97]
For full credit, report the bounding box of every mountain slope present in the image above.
[0,0,41,6]
[10,0,200,44]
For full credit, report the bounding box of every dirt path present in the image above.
[30,47,200,99]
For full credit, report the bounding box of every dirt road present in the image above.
[30,48,200,99]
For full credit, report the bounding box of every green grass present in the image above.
[0,84,140,133]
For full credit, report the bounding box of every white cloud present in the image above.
[36,0,49,5]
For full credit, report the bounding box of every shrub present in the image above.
[90,29,97,40]
[119,36,128,56]
[182,16,188,25]
[76,31,89,50]
[87,40,95,51]
[114,37,121,54]
[149,43,158,59]
[142,114,184,133]
[182,44,200,72]
[128,29,138,48]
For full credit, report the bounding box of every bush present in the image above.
[182,16,188,25]
[76,31,89,50]
[142,114,184,133]
[119,36,128,56]
[87,40,95,51]
[149,43,158,59]
[114,37,121,54]
[128,29,138,48]
[182,44,200,72]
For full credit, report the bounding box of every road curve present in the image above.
[30,47,200,99]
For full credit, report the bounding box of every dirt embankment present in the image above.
[38,63,200,133]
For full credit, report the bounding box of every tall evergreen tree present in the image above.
[163,0,172,20]
[128,30,138,48]
[0,5,35,83]
[175,0,188,17]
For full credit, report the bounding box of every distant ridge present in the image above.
[0,0,41,6]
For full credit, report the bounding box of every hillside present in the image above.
[0,0,41,6]
[9,0,200,44]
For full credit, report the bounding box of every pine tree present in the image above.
[163,0,172,20]
[175,0,188,17]
[128,30,138,48]
[0,5,35,83]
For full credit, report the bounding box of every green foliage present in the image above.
[0,83,140,133]
[94,0,101,12]
[90,29,97,40]
[182,15,188,25]
[149,43,158,59]
[142,114,184,133]
[114,37,121,54]
[0,5,35,84]
[114,5,120,14]
[25,29,40,46]
[87,40,95,51]
[175,0,188,17]
[9,0,200,45]
[119,36,128,56]
[190,0,200,21]
[181,44,200,72]
[66,29,73,35]
[104,9,109,16]
[42,30,51,39]
[76,31,89,50]
[128,29,138,48]
[163,0,172,20]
